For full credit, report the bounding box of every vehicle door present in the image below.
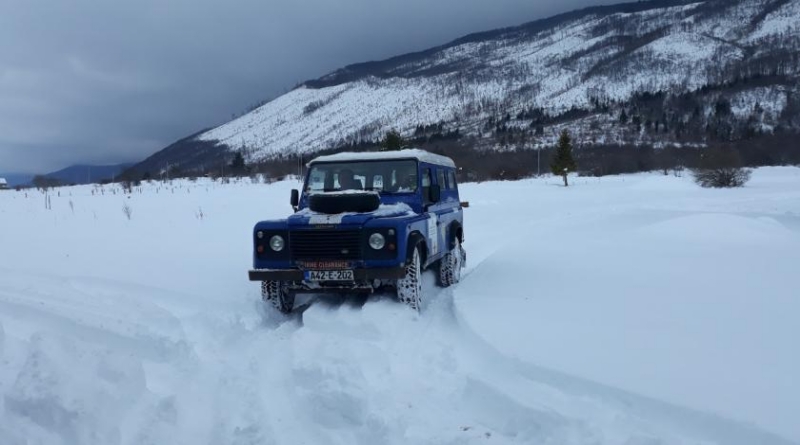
[433,167,460,255]
[421,165,456,261]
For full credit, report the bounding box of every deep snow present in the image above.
[0,168,798,444]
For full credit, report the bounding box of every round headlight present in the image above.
[256,231,264,239]
[269,235,285,252]
[369,233,386,250]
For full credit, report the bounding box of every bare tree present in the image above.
[122,201,133,220]
[32,175,62,191]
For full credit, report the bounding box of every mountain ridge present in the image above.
[304,0,700,89]
[124,0,800,179]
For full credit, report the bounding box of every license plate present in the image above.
[304,270,354,281]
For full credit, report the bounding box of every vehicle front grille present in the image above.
[290,230,362,261]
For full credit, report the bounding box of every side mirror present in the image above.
[290,189,299,208]
[429,184,441,203]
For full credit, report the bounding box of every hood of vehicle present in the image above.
[288,203,415,227]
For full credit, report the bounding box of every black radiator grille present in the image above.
[290,230,362,261]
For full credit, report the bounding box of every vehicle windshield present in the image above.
[305,160,418,193]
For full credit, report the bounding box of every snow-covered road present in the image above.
[1,168,798,444]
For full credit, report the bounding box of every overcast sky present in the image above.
[1,0,617,174]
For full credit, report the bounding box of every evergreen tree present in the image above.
[230,151,247,176]
[381,129,404,151]
[550,129,577,187]
[619,109,628,124]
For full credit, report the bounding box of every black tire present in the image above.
[261,281,294,314]
[396,245,423,311]
[438,238,464,287]
[308,193,380,214]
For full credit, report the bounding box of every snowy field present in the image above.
[1,167,799,444]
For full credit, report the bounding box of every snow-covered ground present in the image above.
[1,168,799,444]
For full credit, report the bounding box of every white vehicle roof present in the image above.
[309,149,456,168]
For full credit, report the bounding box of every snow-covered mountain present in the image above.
[130,0,800,176]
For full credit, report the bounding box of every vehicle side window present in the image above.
[394,165,418,192]
[437,169,446,190]
[448,170,457,190]
[422,168,432,203]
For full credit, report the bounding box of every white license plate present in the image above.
[304,270,354,281]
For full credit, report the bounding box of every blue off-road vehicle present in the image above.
[248,149,466,312]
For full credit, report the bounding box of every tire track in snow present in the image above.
[270,285,675,444]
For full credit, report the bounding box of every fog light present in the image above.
[369,233,386,250]
[269,235,285,251]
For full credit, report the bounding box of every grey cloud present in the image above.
[0,0,621,174]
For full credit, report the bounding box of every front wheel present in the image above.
[396,245,423,311]
[261,281,295,314]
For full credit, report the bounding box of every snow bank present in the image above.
[455,168,800,441]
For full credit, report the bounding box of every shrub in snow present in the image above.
[693,168,751,188]
[692,147,752,188]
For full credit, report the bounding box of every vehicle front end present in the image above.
[248,208,415,295]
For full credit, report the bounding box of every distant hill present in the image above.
[0,173,34,188]
[45,163,134,185]
[1,163,135,188]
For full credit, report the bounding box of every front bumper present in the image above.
[248,267,406,282]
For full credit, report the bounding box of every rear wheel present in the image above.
[438,238,463,287]
[261,281,294,314]
[397,245,423,311]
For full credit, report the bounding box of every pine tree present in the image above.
[550,129,577,187]
[380,129,404,151]
[229,151,246,176]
